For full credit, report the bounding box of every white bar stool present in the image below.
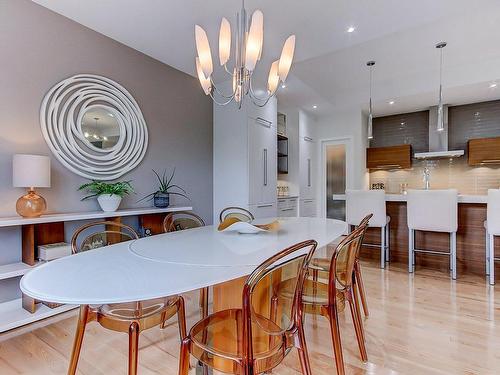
[407,189,458,279]
[346,189,390,268]
[485,189,500,285]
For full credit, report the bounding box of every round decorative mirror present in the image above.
[40,74,148,180]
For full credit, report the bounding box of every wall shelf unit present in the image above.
[277,134,289,174]
[0,205,191,333]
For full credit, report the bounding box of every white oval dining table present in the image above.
[20,217,347,305]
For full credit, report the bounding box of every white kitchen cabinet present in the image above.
[300,198,316,217]
[213,97,277,223]
[278,197,298,217]
[299,135,316,200]
[248,117,277,205]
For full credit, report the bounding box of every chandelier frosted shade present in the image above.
[278,35,296,82]
[219,18,231,66]
[195,25,213,78]
[196,58,212,95]
[194,2,295,108]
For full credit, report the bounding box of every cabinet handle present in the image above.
[307,158,311,187]
[303,199,314,203]
[256,117,272,128]
[280,208,294,211]
[264,148,268,186]
[257,204,273,208]
[304,136,313,142]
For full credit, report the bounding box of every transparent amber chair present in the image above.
[163,211,206,232]
[178,240,318,375]
[69,221,186,375]
[279,223,369,375]
[311,213,372,317]
[219,206,255,223]
[163,211,209,318]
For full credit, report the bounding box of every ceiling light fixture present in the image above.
[388,100,395,105]
[312,105,318,109]
[435,41,447,132]
[194,0,296,108]
[367,60,375,140]
[347,26,356,33]
[281,84,287,88]
[489,82,497,88]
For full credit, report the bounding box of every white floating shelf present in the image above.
[0,262,42,281]
[0,298,76,333]
[0,206,193,228]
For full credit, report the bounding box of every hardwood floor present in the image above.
[1,260,499,374]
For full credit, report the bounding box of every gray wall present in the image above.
[0,0,213,302]
[0,0,213,220]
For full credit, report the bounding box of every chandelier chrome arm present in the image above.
[209,90,235,106]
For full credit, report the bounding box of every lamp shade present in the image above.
[13,154,51,188]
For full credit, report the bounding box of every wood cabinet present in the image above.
[213,97,278,223]
[366,144,412,169]
[467,137,500,166]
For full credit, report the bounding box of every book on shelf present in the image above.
[38,242,72,261]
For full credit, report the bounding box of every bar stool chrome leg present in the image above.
[486,230,490,276]
[451,232,457,280]
[408,229,414,273]
[380,226,386,269]
[489,234,495,285]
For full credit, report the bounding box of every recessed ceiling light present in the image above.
[489,83,497,88]
[281,84,286,89]
[108,113,115,117]
[312,105,318,109]
[347,26,356,33]
[388,100,395,105]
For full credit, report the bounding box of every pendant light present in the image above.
[367,60,375,140]
[436,42,447,132]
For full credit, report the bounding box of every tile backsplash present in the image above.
[370,158,500,195]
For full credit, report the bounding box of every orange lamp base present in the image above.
[16,189,47,218]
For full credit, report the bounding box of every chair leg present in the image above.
[200,287,209,319]
[408,229,414,273]
[352,278,366,344]
[489,234,495,285]
[296,316,312,375]
[128,322,140,375]
[451,232,457,280]
[380,226,386,269]
[67,305,89,375]
[354,261,369,317]
[178,338,191,375]
[348,290,368,362]
[177,297,187,341]
[327,305,345,375]
[486,230,490,276]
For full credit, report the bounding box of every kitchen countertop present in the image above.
[332,193,487,204]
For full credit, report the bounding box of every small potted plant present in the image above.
[78,180,134,212]
[139,169,189,208]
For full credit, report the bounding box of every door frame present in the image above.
[319,137,354,218]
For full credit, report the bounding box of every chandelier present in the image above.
[194,0,296,108]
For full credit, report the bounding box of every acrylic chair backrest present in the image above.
[71,221,139,254]
[219,206,255,223]
[163,211,205,232]
[242,240,317,363]
[328,223,368,299]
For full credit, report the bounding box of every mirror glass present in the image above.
[81,106,120,149]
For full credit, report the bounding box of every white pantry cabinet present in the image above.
[213,98,278,223]
[299,111,317,217]
[278,197,298,217]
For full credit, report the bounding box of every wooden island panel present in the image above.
[361,202,499,276]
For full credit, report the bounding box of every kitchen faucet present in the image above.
[423,167,431,190]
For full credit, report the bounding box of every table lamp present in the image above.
[13,154,51,217]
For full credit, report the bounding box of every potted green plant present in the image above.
[78,180,134,212]
[139,169,189,208]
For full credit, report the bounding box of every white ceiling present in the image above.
[33,0,500,117]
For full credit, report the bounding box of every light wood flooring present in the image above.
[0,261,499,374]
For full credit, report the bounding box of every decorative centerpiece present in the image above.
[139,169,189,208]
[218,217,280,234]
[78,180,134,212]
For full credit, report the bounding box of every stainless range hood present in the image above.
[414,105,465,159]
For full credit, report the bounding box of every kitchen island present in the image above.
[344,193,497,277]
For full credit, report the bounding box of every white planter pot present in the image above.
[97,194,122,212]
